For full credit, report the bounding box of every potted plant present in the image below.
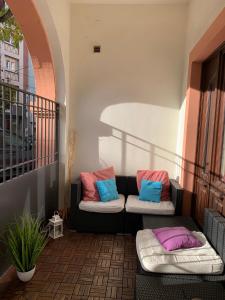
[4,214,48,282]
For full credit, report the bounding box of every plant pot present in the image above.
[17,266,36,282]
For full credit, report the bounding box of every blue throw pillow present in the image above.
[139,180,162,202]
[96,178,119,202]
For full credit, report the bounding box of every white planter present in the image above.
[17,266,36,282]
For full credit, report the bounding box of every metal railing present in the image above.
[0,82,59,183]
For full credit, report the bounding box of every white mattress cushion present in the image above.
[126,195,175,215]
[79,194,125,213]
[136,229,224,274]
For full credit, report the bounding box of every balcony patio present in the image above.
[0,0,225,299]
[0,232,136,299]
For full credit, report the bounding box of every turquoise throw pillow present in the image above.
[139,180,162,202]
[96,178,119,202]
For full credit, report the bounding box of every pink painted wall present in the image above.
[182,8,225,215]
[7,0,56,100]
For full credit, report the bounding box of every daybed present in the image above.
[136,208,225,282]
[135,208,225,299]
[69,175,183,233]
[135,276,225,300]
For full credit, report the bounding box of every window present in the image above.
[11,62,16,72]
[6,60,10,70]
[5,57,18,72]
[221,115,225,177]
[202,88,212,171]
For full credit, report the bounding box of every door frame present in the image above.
[181,8,225,215]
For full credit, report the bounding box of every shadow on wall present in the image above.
[74,101,185,179]
[99,124,182,176]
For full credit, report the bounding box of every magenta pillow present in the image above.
[152,227,202,251]
[137,170,170,201]
[80,166,115,201]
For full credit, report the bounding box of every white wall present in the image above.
[33,0,225,200]
[186,0,225,54]
[70,4,187,179]
[33,0,225,204]
[182,0,225,95]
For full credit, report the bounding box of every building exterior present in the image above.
[23,41,36,93]
[0,38,23,89]
[0,39,35,92]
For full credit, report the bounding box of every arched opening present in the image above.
[4,0,68,213]
[6,0,56,100]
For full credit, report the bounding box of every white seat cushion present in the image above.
[136,229,224,274]
[125,195,175,215]
[79,194,125,213]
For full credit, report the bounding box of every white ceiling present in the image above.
[70,0,189,4]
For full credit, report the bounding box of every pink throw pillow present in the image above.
[137,170,170,201]
[152,227,202,251]
[80,166,115,201]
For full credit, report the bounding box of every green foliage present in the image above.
[4,214,48,272]
[0,3,23,48]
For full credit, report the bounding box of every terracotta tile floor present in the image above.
[0,230,137,300]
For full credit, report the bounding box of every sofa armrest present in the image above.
[71,180,82,210]
[69,180,82,228]
[170,179,183,216]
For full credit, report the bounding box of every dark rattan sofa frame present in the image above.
[69,175,183,233]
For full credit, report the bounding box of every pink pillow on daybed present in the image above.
[152,227,202,251]
[80,166,115,201]
[137,170,170,201]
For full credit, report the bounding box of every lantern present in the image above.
[48,211,63,239]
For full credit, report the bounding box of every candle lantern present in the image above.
[49,211,63,239]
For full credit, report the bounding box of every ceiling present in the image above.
[70,0,189,4]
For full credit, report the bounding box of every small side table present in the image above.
[136,275,225,300]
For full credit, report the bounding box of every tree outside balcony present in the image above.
[0,0,23,48]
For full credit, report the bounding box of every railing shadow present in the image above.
[100,123,225,193]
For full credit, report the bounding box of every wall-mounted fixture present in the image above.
[93,45,101,53]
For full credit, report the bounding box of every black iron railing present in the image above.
[0,82,59,183]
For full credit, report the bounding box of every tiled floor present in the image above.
[0,230,137,300]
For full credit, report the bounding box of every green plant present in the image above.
[4,214,48,272]
[0,1,23,48]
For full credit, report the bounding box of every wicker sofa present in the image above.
[69,175,183,233]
